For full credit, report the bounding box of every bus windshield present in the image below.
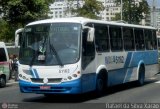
[19,23,81,66]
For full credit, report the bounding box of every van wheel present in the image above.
[137,66,145,86]
[0,76,6,88]
[96,74,106,95]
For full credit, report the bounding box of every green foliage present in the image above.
[1,0,52,26]
[0,19,14,42]
[72,0,104,19]
[0,0,54,42]
[114,0,149,24]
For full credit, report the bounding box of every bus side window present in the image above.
[134,28,145,50]
[82,28,95,57]
[144,29,153,50]
[109,26,123,51]
[152,30,157,49]
[123,27,135,51]
[94,24,109,52]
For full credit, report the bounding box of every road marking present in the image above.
[155,81,160,83]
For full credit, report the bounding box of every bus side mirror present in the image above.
[87,28,94,42]
[15,28,24,48]
[15,34,19,48]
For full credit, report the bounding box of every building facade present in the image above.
[49,0,121,21]
[48,0,148,25]
[48,0,84,18]
[150,7,160,29]
[98,0,121,21]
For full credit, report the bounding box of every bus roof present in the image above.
[27,17,156,30]
[15,28,24,34]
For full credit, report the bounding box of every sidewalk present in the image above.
[7,77,18,85]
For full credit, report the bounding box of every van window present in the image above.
[0,48,7,62]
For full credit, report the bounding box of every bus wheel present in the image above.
[137,66,145,86]
[0,76,6,88]
[96,74,106,95]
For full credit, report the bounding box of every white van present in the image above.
[0,42,10,87]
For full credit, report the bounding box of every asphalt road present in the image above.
[1,74,160,109]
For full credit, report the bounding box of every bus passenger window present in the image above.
[94,24,109,52]
[123,27,135,51]
[144,29,153,50]
[109,26,123,51]
[152,30,157,49]
[134,29,145,50]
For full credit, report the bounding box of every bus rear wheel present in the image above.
[137,66,145,86]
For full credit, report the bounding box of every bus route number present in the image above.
[59,69,70,73]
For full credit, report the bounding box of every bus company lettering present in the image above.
[105,56,124,64]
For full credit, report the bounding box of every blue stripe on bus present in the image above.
[29,68,40,78]
[29,68,35,78]
[123,52,133,82]
[129,51,158,66]
[33,69,40,78]
[108,51,158,85]
[124,52,132,68]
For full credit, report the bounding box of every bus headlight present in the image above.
[19,74,22,78]
[19,74,30,82]
[72,74,78,78]
[72,71,80,78]
[68,76,72,80]
[22,76,26,80]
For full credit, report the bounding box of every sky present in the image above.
[147,0,160,7]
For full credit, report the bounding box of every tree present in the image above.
[71,0,104,19]
[0,19,14,42]
[0,0,53,26]
[113,0,149,24]
[0,0,53,42]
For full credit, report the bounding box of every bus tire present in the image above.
[0,76,6,88]
[95,73,106,95]
[137,66,145,86]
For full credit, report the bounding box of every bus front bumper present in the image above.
[19,79,82,94]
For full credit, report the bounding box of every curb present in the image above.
[7,79,19,85]
[7,81,18,85]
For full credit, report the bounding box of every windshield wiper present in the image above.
[49,43,63,66]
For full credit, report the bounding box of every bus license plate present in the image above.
[40,86,51,90]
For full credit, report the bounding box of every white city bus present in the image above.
[17,17,159,95]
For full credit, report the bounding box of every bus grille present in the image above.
[31,78,62,83]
